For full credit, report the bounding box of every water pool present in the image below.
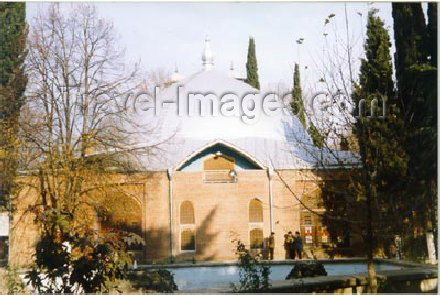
[165,262,403,290]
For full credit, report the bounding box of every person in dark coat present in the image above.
[287,231,295,259]
[268,232,275,260]
[293,231,303,259]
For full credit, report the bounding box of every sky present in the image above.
[26,2,399,91]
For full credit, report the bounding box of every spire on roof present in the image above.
[228,61,236,78]
[202,35,214,71]
[171,65,183,82]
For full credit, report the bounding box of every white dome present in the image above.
[156,69,310,143]
[126,40,359,171]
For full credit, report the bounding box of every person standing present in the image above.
[283,234,290,259]
[294,231,303,259]
[287,231,295,259]
[268,232,275,260]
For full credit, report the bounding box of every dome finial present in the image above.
[202,35,214,71]
[171,63,184,81]
[228,61,236,78]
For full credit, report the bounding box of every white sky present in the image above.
[26,2,401,91]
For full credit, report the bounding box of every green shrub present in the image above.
[232,239,271,292]
[144,269,178,292]
[128,269,178,292]
[25,229,143,293]
[6,267,26,294]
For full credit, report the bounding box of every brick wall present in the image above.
[10,169,342,267]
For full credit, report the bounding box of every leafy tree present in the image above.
[17,4,157,292]
[0,3,27,209]
[245,37,260,90]
[291,63,306,127]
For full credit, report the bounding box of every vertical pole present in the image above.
[267,168,274,232]
[167,169,174,262]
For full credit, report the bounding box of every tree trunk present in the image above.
[367,184,378,293]
[359,123,378,293]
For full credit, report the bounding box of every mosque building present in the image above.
[10,37,357,266]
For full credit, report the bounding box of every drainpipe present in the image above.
[167,169,174,262]
[267,168,274,232]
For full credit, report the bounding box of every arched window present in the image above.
[250,228,263,249]
[180,201,195,251]
[180,201,195,224]
[249,199,263,223]
[181,229,195,251]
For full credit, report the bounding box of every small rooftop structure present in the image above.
[201,36,214,71]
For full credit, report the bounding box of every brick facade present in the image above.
[10,168,342,267]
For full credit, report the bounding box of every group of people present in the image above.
[265,231,304,260]
[284,231,303,259]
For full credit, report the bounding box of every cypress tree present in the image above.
[0,3,27,208]
[289,63,325,148]
[307,123,325,148]
[358,10,394,99]
[291,63,306,127]
[425,3,438,256]
[352,9,409,291]
[392,3,427,123]
[392,2,437,259]
[245,37,260,90]
[354,7,408,251]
